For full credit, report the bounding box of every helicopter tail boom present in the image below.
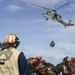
[66,20,74,26]
[61,20,74,28]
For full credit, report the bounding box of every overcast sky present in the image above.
[0,0,75,65]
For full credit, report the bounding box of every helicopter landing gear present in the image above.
[46,18,48,20]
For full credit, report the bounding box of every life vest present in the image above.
[0,48,21,75]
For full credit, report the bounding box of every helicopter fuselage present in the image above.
[42,11,74,28]
[42,10,61,22]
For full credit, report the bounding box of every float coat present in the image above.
[0,48,21,75]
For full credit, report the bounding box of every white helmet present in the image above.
[4,34,20,48]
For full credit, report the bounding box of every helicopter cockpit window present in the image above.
[47,11,51,13]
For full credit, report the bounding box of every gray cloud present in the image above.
[19,0,66,7]
[6,4,23,11]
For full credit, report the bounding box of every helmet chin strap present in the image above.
[0,42,10,50]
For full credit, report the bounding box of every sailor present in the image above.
[0,34,31,75]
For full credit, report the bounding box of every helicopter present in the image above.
[33,3,74,28]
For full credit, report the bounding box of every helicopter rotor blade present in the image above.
[32,4,51,10]
[55,3,69,10]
